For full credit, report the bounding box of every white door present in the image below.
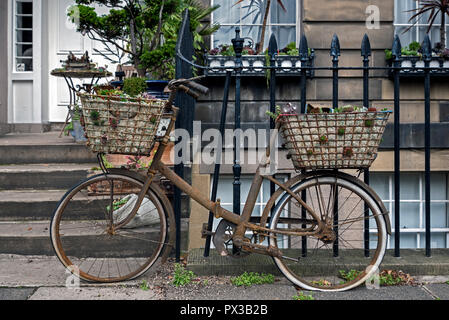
[47,0,117,123]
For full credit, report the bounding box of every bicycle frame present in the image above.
[111,87,326,257]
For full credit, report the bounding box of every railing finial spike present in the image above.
[422,35,432,60]
[361,34,372,57]
[330,34,340,58]
[268,34,278,56]
[299,34,309,60]
[392,35,402,59]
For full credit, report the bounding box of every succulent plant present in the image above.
[319,135,328,144]
[365,120,374,128]
[338,127,346,136]
[343,147,354,158]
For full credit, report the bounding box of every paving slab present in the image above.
[301,285,434,300]
[0,288,36,300]
[423,283,449,300]
[28,286,162,300]
[165,282,298,301]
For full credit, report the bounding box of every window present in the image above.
[394,0,449,47]
[370,172,449,249]
[211,0,299,51]
[14,0,33,72]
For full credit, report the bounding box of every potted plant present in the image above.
[64,105,87,143]
[385,0,449,76]
[206,41,315,77]
[385,41,449,76]
[68,0,220,96]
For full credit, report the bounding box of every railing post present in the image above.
[268,34,278,204]
[422,35,432,257]
[361,34,372,257]
[203,71,232,257]
[392,35,402,257]
[299,34,309,257]
[330,34,340,258]
[299,35,309,114]
[174,9,195,262]
[232,28,244,254]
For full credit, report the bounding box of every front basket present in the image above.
[278,111,391,170]
[78,93,166,156]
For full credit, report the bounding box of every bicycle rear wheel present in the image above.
[50,173,168,283]
[269,174,387,292]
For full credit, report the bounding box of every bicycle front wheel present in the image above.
[269,174,387,292]
[51,173,168,283]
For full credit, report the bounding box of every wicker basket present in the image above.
[278,111,391,170]
[78,93,166,156]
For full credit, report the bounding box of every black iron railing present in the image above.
[174,10,449,260]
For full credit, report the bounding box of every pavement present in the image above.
[1,253,449,301]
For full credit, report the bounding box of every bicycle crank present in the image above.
[212,220,250,259]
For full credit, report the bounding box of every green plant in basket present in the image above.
[123,77,147,97]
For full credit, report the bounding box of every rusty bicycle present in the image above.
[50,76,392,292]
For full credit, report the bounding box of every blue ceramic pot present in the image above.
[146,80,169,99]
[110,80,169,100]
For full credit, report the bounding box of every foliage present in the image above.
[339,269,362,283]
[69,0,220,79]
[140,280,150,291]
[385,41,423,61]
[266,105,281,120]
[123,77,147,97]
[293,292,315,300]
[404,0,449,46]
[172,263,196,287]
[230,272,275,287]
[279,42,299,56]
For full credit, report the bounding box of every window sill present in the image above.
[204,53,315,78]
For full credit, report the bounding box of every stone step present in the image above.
[0,164,96,190]
[0,220,188,256]
[0,190,113,221]
[0,189,189,221]
[0,132,97,164]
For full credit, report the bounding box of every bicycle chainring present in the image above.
[212,220,250,259]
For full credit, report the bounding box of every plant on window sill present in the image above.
[206,42,314,76]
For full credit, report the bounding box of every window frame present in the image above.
[210,0,301,51]
[394,0,449,47]
[13,0,33,73]
[370,172,449,249]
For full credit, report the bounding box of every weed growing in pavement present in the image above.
[140,280,149,291]
[172,263,196,287]
[293,292,315,300]
[230,272,275,287]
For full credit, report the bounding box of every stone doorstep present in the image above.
[0,164,97,190]
[186,248,449,277]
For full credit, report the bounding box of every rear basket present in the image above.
[78,93,166,156]
[278,111,391,170]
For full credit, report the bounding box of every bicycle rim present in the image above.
[51,174,167,283]
[269,175,387,292]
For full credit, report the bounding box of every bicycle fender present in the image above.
[108,168,176,263]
